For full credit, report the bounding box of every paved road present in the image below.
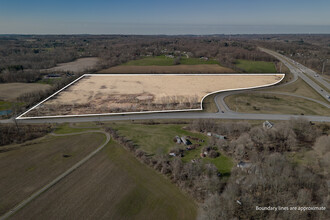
[260,48,330,102]
[0,130,110,220]
[12,111,330,123]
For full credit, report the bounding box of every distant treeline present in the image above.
[0,35,281,83]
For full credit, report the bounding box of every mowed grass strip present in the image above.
[265,78,327,103]
[54,123,101,134]
[0,132,106,216]
[13,140,197,220]
[235,59,277,73]
[225,93,330,116]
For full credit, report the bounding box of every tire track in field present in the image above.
[0,130,110,220]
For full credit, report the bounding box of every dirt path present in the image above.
[0,130,110,220]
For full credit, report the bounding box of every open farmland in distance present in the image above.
[0,83,51,101]
[46,57,99,73]
[22,74,284,117]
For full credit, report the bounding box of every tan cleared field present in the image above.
[0,83,51,101]
[25,74,283,117]
[98,64,234,74]
[47,57,99,73]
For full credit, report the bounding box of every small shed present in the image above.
[237,161,252,169]
[263,121,274,129]
[175,136,181,144]
[169,152,176,157]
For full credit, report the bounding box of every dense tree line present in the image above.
[106,118,329,219]
[0,35,281,83]
[0,124,53,147]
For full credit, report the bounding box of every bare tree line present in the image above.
[105,118,329,219]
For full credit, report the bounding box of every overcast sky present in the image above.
[1,0,330,34]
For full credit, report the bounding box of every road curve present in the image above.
[0,130,110,220]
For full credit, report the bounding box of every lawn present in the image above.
[182,147,233,175]
[235,59,277,73]
[122,55,221,66]
[13,140,197,220]
[225,93,330,116]
[109,123,209,154]
[0,132,106,216]
[203,154,233,175]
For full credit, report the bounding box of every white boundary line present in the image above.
[16,73,285,120]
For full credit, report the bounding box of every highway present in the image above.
[260,48,330,102]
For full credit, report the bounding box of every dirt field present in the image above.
[98,64,234,74]
[47,57,99,73]
[12,140,197,220]
[0,133,105,216]
[0,83,51,101]
[24,74,283,117]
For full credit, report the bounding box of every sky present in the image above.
[0,0,330,34]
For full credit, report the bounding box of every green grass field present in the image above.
[37,78,61,85]
[53,123,99,134]
[109,122,234,174]
[235,59,277,73]
[0,101,12,111]
[122,55,221,66]
[0,101,24,111]
[110,123,209,154]
[225,93,330,116]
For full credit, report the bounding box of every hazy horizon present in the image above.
[1,0,330,34]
